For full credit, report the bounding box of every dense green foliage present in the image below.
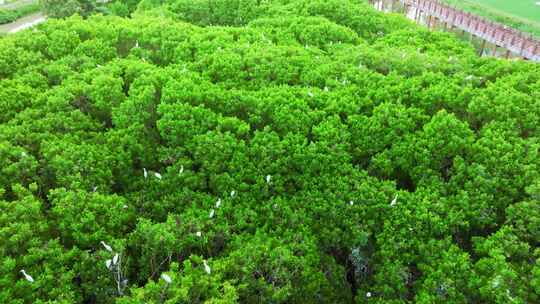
[1,0,539,303]
[39,0,141,18]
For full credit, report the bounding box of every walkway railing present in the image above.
[400,0,540,60]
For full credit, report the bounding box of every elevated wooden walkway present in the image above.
[401,0,540,61]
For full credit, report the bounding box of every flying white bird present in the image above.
[20,270,34,283]
[209,209,215,219]
[215,199,221,208]
[266,175,272,184]
[390,194,398,207]
[100,241,113,252]
[203,260,211,274]
[154,172,162,180]
[179,165,184,174]
[105,259,112,269]
[143,168,148,179]
[113,254,119,265]
[230,190,236,198]
[161,273,172,284]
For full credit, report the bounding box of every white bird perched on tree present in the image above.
[324,86,329,92]
[143,168,148,179]
[215,198,221,208]
[195,231,202,237]
[134,40,140,48]
[105,259,112,269]
[308,91,314,98]
[20,270,34,283]
[203,260,211,274]
[349,200,354,206]
[209,209,215,219]
[265,175,272,184]
[154,172,162,180]
[390,194,398,207]
[113,254,119,265]
[100,241,113,252]
[230,190,236,198]
[366,292,372,298]
[161,273,172,284]
[179,165,184,174]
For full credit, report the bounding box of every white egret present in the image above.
[308,92,314,98]
[195,231,202,237]
[179,165,184,174]
[20,270,34,283]
[161,273,172,284]
[324,86,329,92]
[154,172,162,180]
[465,75,474,81]
[135,40,139,48]
[143,168,148,179]
[100,241,113,252]
[209,209,215,219]
[390,194,398,207]
[113,254,119,265]
[349,200,354,206]
[203,260,211,274]
[105,259,112,269]
[266,175,272,184]
[366,292,372,298]
[215,199,221,208]
[230,190,236,198]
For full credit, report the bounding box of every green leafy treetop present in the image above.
[0,0,539,303]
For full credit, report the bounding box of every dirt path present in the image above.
[0,12,45,33]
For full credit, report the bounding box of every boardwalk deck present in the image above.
[402,0,540,61]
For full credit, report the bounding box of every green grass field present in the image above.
[470,0,540,23]
[443,0,540,37]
